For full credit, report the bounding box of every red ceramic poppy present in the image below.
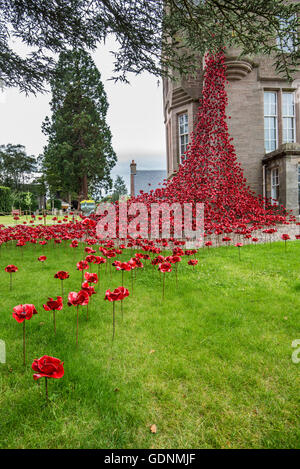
[93,256,106,265]
[5,264,18,273]
[115,262,132,271]
[81,282,96,297]
[76,260,89,271]
[54,271,70,280]
[85,255,97,264]
[68,290,90,306]
[43,296,63,311]
[12,304,38,323]
[188,259,198,266]
[158,262,172,273]
[84,272,98,284]
[38,256,47,262]
[32,355,64,380]
[104,287,129,302]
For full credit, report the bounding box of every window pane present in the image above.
[264,93,278,152]
[283,93,295,116]
[282,93,295,143]
[271,168,279,205]
[178,113,189,159]
[276,15,297,53]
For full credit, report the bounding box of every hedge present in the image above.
[0,186,12,213]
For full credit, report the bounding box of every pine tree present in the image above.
[42,49,116,203]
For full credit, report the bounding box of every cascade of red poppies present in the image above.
[131,50,294,233]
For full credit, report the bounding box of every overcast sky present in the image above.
[0,39,166,192]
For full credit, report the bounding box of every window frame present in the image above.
[178,112,189,162]
[282,91,296,144]
[264,91,278,153]
[271,167,280,205]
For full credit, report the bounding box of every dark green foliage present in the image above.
[13,191,38,213]
[0,144,37,191]
[0,186,12,213]
[166,0,300,81]
[53,199,62,210]
[42,49,116,202]
[0,1,299,94]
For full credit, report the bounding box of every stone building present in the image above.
[163,47,300,216]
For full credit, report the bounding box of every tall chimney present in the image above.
[130,160,137,197]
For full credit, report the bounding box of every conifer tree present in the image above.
[42,49,116,202]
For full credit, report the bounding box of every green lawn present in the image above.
[0,240,299,449]
[0,215,80,226]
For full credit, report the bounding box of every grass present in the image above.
[0,214,80,226]
[0,240,299,449]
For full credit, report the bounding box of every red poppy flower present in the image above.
[104,287,129,302]
[81,282,96,297]
[38,256,47,262]
[76,260,89,271]
[106,250,116,259]
[115,262,132,271]
[151,255,165,266]
[132,258,143,268]
[188,259,198,266]
[158,262,172,273]
[12,304,38,323]
[93,256,106,265]
[68,290,90,345]
[5,264,18,273]
[68,290,90,306]
[84,272,98,284]
[169,255,182,264]
[54,271,69,280]
[85,246,96,254]
[281,234,290,241]
[85,255,97,264]
[105,287,129,340]
[32,355,64,381]
[43,296,63,311]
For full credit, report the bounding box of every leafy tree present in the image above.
[0,1,299,94]
[42,49,116,202]
[111,175,128,202]
[0,144,37,191]
[13,191,38,212]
